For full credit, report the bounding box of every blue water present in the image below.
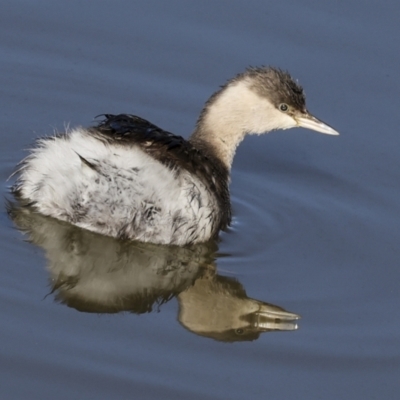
[1,1,399,399]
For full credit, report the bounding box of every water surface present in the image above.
[1,1,399,399]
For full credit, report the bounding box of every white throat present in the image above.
[190,79,296,169]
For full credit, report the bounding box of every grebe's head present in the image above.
[192,66,339,168]
[199,67,339,137]
[240,67,339,135]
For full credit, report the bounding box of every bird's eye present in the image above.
[279,103,288,112]
[235,329,244,335]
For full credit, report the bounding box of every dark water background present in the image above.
[1,1,399,399]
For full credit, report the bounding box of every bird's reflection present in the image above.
[9,203,300,342]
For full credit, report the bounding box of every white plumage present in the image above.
[17,128,217,245]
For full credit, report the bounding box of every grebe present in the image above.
[13,67,339,246]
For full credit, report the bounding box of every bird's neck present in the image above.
[189,81,277,169]
[189,127,244,171]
